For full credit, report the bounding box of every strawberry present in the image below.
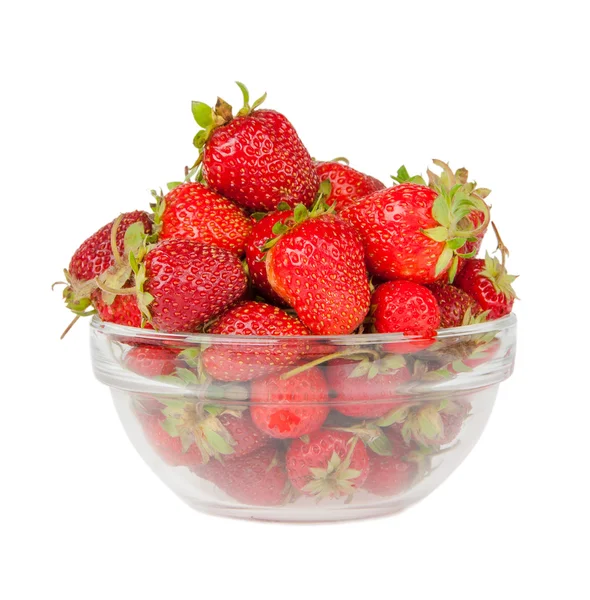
[145,400,269,464]
[454,253,517,319]
[371,280,441,353]
[124,345,179,377]
[314,159,385,212]
[326,355,411,419]
[153,182,252,255]
[196,446,288,506]
[192,83,319,211]
[363,429,417,496]
[136,238,247,332]
[427,282,481,328]
[202,301,310,381]
[286,430,369,499]
[250,367,330,439]
[90,289,150,328]
[340,160,490,283]
[266,209,370,335]
[245,208,293,305]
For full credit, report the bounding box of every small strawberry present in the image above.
[363,429,418,496]
[250,367,330,439]
[196,446,288,506]
[314,159,385,212]
[245,208,293,305]
[145,400,269,464]
[266,208,371,335]
[326,355,411,419]
[90,289,149,328]
[454,253,517,319]
[286,430,369,499]
[371,280,441,353]
[341,160,490,283]
[153,182,252,255]
[136,238,247,332]
[192,83,319,211]
[124,345,179,377]
[427,282,481,328]
[202,301,310,381]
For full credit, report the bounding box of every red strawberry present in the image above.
[250,367,329,439]
[371,280,441,353]
[196,446,288,506]
[363,429,417,496]
[266,210,370,335]
[427,282,481,328]
[193,84,319,211]
[286,430,369,499]
[146,400,269,464]
[326,355,411,419]
[314,160,385,212]
[91,289,150,328]
[137,238,247,332]
[138,412,204,467]
[202,301,310,381]
[245,209,293,305]
[154,182,252,255]
[454,254,517,319]
[125,345,179,377]
[340,161,489,284]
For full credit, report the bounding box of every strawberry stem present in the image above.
[280,348,381,380]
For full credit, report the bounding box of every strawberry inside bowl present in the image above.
[90,313,516,523]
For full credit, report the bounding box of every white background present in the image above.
[1,1,588,598]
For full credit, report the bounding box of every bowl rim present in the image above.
[90,313,517,346]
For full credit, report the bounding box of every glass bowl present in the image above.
[90,313,516,522]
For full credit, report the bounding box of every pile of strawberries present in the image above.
[58,83,517,506]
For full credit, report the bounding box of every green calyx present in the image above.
[159,399,246,463]
[480,252,518,300]
[391,165,427,185]
[189,82,267,176]
[301,436,363,499]
[328,422,395,457]
[347,353,406,380]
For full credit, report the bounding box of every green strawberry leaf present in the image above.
[376,405,410,427]
[367,431,393,456]
[167,181,182,191]
[191,101,213,128]
[432,194,451,227]
[204,429,234,455]
[435,246,454,277]
[422,226,449,243]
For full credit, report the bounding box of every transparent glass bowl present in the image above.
[91,313,516,522]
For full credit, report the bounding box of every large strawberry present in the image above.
[142,400,269,465]
[427,282,481,328]
[202,301,310,381]
[371,280,441,353]
[454,253,517,319]
[196,445,288,506]
[191,83,319,211]
[153,182,252,255]
[250,367,330,439]
[314,159,385,212]
[266,208,370,335]
[245,208,293,305]
[326,355,411,419]
[135,238,247,332]
[341,160,490,283]
[286,430,369,499]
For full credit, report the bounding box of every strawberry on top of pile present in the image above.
[58,82,516,341]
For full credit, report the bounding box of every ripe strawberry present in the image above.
[266,210,370,335]
[125,345,179,377]
[137,239,247,332]
[286,430,369,499]
[314,160,385,212]
[250,367,330,439]
[371,280,441,353]
[454,253,517,319]
[154,182,252,255]
[341,160,490,283]
[427,282,481,328]
[326,355,411,419]
[363,429,417,496]
[202,301,310,381]
[196,446,288,506]
[144,400,269,464]
[193,83,319,211]
[245,209,293,305]
[90,289,150,328]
